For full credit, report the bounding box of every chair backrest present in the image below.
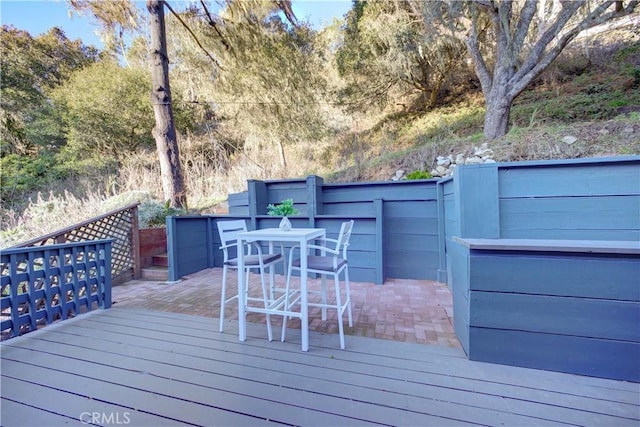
[336,220,354,259]
[217,220,248,259]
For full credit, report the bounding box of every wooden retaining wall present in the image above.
[445,156,640,382]
[168,175,440,284]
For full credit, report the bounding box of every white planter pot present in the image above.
[279,216,292,231]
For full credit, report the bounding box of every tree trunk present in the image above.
[483,84,512,140]
[276,139,287,171]
[147,0,187,209]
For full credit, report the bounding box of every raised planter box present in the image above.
[451,237,640,382]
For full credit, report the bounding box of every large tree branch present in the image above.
[466,2,492,97]
[512,0,537,55]
[199,0,232,53]
[509,0,585,93]
[509,0,637,98]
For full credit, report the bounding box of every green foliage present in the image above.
[166,1,330,170]
[51,60,155,161]
[0,153,67,204]
[406,170,432,180]
[630,67,640,86]
[0,25,99,155]
[140,201,184,228]
[267,199,299,216]
[100,191,185,228]
[335,0,466,113]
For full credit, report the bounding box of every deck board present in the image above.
[2,307,638,427]
[0,398,86,426]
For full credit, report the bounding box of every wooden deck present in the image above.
[1,307,638,426]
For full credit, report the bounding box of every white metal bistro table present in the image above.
[236,227,325,351]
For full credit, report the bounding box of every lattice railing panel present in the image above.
[12,204,139,282]
[63,209,133,278]
[1,240,113,340]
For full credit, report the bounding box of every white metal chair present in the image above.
[217,220,285,340]
[282,220,354,349]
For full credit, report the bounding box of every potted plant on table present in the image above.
[267,199,299,231]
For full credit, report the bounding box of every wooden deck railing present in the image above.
[1,240,113,340]
[10,203,141,284]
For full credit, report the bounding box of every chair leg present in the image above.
[281,259,294,342]
[219,266,228,332]
[345,266,353,327]
[259,267,273,341]
[334,273,345,349]
[321,275,328,321]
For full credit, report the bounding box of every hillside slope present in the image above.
[325,26,640,183]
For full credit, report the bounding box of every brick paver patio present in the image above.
[112,268,461,349]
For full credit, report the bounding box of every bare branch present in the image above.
[164,1,224,70]
[274,0,297,28]
[509,0,636,98]
[466,2,493,96]
[512,0,537,54]
[509,0,584,91]
[199,0,232,52]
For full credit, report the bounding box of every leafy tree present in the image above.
[1,26,100,209]
[68,0,140,62]
[51,60,155,161]
[68,0,188,208]
[0,25,99,155]
[336,1,466,112]
[168,0,328,171]
[413,0,639,139]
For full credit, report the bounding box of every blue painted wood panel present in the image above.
[454,165,499,238]
[470,291,639,342]
[322,202,376,216]
[266,189,308,216]
[498,162,640,198]
[500,196,639,239]
[323,182,437,203]
[228,192,249,215]
[447,241,470,355]
[452,236,640,382]
[469,253,640,301]
[384,250,439,279]
[469,328,640,382]
[167,216,211,281]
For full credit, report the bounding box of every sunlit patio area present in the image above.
[111,268,461,349]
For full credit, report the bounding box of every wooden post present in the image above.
[374,198,385,285]
[131,205,141,279]
[454,164,500,238]
[248,179,266,230]
[306,175,324,227]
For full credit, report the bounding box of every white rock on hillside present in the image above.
[429,144,497,178]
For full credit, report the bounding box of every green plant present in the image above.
[267,199,299,216]
[140,200,185,228]
[406,170,432,180]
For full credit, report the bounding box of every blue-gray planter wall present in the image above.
[445,156,640,382]
[168,175,441,285]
